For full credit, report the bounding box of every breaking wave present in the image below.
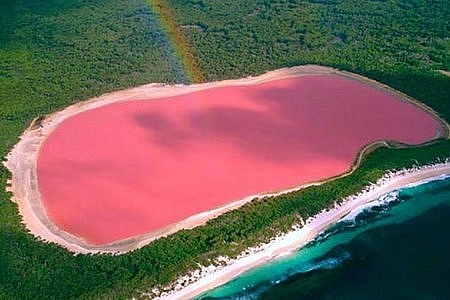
[200,250,352,300]
[404,173,450,189]
[198,174,450,300]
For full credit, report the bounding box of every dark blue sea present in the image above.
[196,175,450,300]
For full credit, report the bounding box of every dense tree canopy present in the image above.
[0,0,449,298]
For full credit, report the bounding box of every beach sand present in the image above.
[156,162,450,299]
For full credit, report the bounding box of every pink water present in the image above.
[37,75,443,245]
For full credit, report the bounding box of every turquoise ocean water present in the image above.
[196,175,450,300]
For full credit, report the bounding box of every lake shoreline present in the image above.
[4,64,448,254]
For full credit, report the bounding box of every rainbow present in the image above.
[147,0,204,83]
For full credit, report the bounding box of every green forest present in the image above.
[0,0,449,298]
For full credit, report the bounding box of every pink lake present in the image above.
[37,75,444,245]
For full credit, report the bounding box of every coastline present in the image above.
[154,161,450,299]
[3,64,449,254]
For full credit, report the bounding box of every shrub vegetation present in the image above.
[0,0,449,298]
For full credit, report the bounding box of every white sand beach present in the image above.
[154,161,450,299]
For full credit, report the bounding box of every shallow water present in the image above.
[197,176,450,300]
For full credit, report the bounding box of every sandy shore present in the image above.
[3,64,449,254]
[155,161,450,299]
[438,70,450,77]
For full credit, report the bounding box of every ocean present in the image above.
[196,175,450,300]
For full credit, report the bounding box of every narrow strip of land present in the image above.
[157,162,450,299]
